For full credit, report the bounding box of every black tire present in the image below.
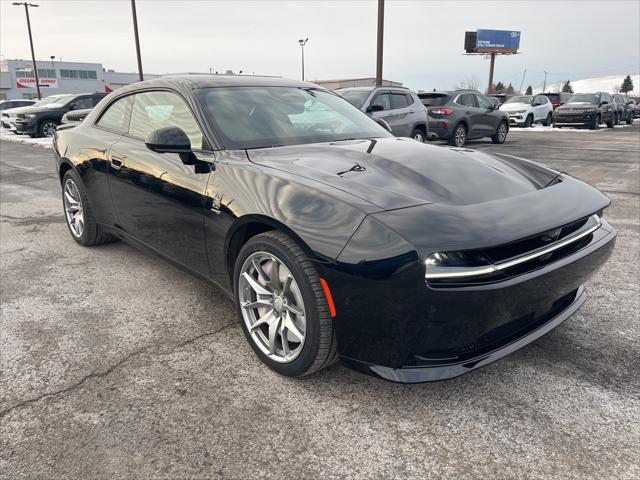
[448,123,467,147]
[524,114,533,128]
[590,115,601,130]
[491,121,508,144]
[39,119,59,138]
[614,113,620,126]
[61,169,115,246]
[410,127,425,143]
[233,231,337,377]
[543,112,553,127]
[606,116,614,128]
[626,117,633,125]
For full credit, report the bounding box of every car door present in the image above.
[107,89,213,275]
[474,93,499,136]
[388,91,413,137]
[456,93,484,139]
[367,91,402,134]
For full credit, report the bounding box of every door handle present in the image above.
[110,156,125,170]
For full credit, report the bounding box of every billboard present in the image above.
[476,29,521,53]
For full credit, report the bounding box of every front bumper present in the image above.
[507,114,526,125]
[325,219,616,383]
[14,119,37,134]
[553,112,595,127]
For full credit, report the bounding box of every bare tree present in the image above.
[453,74,480,91]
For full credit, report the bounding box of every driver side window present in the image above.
[371,93,391,111]
[128,91,203,149]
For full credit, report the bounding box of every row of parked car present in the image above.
[0,93,103,137]
[1,85,638,147]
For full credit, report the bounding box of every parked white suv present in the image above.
[499,94,554,127]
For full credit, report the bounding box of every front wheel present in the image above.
[39,119,59,137]
[448,124,467,147]
[590,115,601,130]
[626,117,633,125]
[410,127,425,143]
[491,122,508,144]
[234,231,337,377]
[524,114,533,128]
[606,116,615,128]
[543,112,553,126]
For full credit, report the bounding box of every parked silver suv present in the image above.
[335,86,428,141]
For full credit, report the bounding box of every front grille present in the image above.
[16,113,26,120]
[427,215,599,287]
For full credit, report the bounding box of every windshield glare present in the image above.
[335,89,371,109]
[199,87,391,149]
[567,94,599,104]
[505,96,533,105]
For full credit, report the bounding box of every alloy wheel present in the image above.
[238,251,307,363]
[413,132,424,142]
[41,121,57,137]
[454,126,466,147]
[63,178,84,238]
[497,123,507,142]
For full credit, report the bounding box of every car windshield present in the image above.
[566,94,599,105]
[335,89,371,108]
[543,94,560,101]
[505,96,533,105]
[198,87,391,149]
[420,94,450,106]
[34,95,74,107]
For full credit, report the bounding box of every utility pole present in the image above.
[542,70,548,93]
[519,69,527,93]
[375,0,384,86]
[487,52,496,94]
[298,38,308,81]
[130,0,144,81]
[13,2,41,99]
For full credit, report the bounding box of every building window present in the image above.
[37,68,56,78]
[59,69,98,80]
[15,68,33,78]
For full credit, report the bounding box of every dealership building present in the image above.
[0,58,160,100]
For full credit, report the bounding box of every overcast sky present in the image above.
[1,0,639,91]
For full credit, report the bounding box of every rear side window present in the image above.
[390,92,409,109]
[457,93,477,107]
[96,96,134,133]
[129,91,203,149]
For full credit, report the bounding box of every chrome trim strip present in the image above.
[425,215,601,280]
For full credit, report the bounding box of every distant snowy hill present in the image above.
[534,74,639,95]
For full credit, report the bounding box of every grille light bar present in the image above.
[425,215,602,281]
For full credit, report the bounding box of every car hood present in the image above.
[557,103,596,111]
[2,105,36,115]
[500,103,532,111]
[247,137,560,211]
[21,105,66,114]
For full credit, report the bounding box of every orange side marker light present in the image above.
[319,278,337,318]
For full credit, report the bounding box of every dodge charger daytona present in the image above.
[53,75,616,383]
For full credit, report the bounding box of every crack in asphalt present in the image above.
[0,322,235,420]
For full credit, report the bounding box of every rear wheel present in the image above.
[491,121,508,144]
[410,127,425,143]
[543,112,553,126]
[614,113,620,126]
[626,116,633,125]
[448,123,467,147]
[234,231,337,377]
[524,114,533,128]
[62,170,115,246]
[606,115,615,128]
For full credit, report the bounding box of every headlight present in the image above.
[425,251,494,279]
[510,110,526,114]
[26,113,37,119]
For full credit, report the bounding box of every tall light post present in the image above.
[298,38,308,81]
[12,2,41,99]
[130,0,144,81]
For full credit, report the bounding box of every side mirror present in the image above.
[145,126,191,153]
[375,118,392,132]
[367,104,384,113]
[601,101,608,105]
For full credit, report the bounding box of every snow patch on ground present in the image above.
[510,122,636,133]
[0,128,53,149]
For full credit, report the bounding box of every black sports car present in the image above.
[53,75,616,383]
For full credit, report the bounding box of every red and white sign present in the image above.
[16,77,58,89]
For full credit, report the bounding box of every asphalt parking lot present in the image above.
[1,125,639,479]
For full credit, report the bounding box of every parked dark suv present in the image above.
[553,93,616,129]
[15,92,107,137]
[541,92,571,110]
[419,90,509,147]
[612,94,633,125]
[335,86,428,141]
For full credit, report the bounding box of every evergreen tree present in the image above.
[525,85,533,95]
[495,81,505,93]
[506,83,515,94]
[562,80,573,93]
[621,75,634,94]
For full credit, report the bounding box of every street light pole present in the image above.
[375,0,384,86]
[130,0,144,81]
[13,2,41,99]
[542,70,548,93]
[298,38,308,81]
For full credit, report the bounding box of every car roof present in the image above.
[335,87,374,92]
